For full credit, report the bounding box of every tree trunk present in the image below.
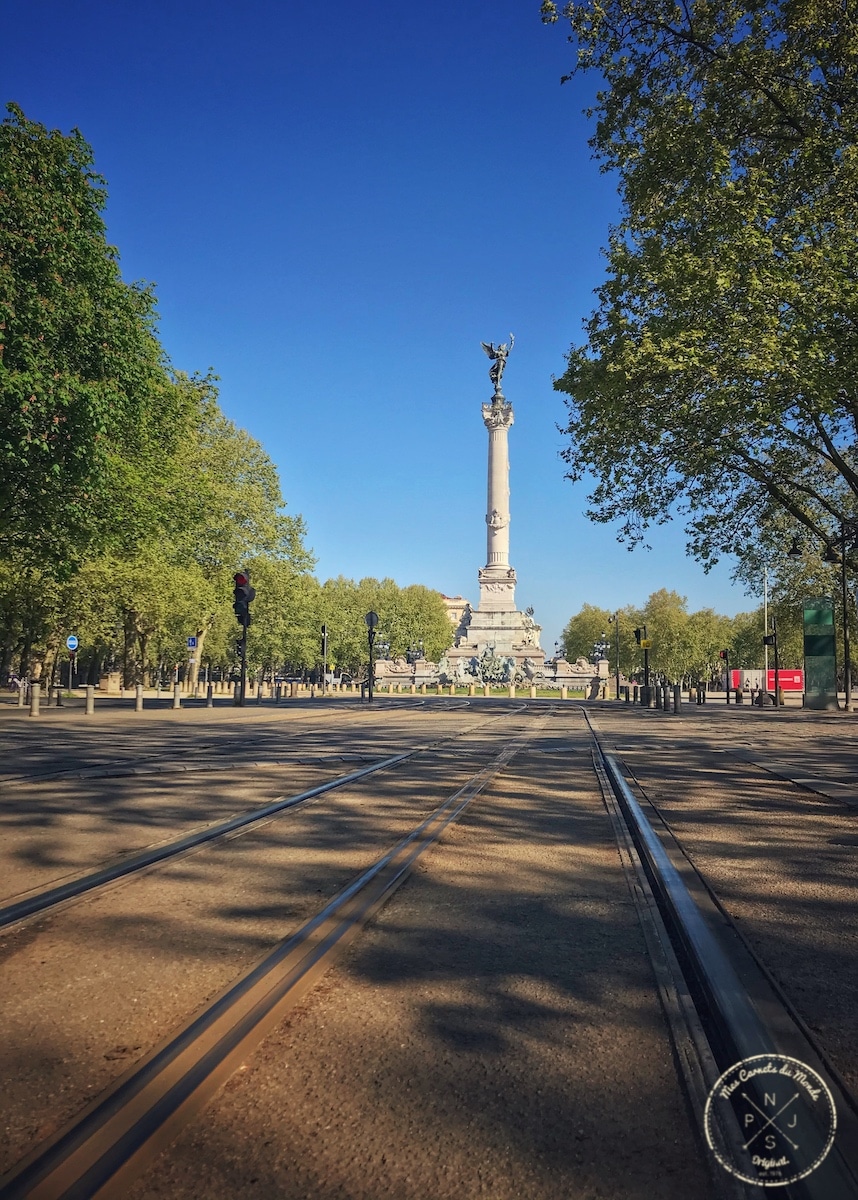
[138,630,149,686]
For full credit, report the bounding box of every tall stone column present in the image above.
[479,396,516,613]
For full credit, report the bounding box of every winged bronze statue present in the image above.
[481,334,514,394]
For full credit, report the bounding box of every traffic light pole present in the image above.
[232,569,255,708]
[364,612,379,704]
[238,629,247,707]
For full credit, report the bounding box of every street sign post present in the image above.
[65,635,79,689]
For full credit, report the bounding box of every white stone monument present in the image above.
[442,337,545,681]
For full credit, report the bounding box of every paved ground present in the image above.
[1,697,856,1198]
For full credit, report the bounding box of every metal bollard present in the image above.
[135,683,144,712]
[56,686,64,707]
[662,684,670,711]
[206,683,214,707]
[173,683,182,710]
[17,682,26,708]
[29,682,41,717]
[672,684,681,714]
[85,685,95,715]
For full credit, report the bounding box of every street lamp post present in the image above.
[822,520,858,711]
[407,639,424,684]
[592,634,610,688]
[608,613,620,699]
[843,525,852,711]
[763,618,781,706]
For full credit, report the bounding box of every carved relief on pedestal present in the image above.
[486,508,509,531]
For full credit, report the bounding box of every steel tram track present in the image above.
[0,695,472,787]
[0,704,528,933]
[581,707,858,1199]
[0,711,550,1200]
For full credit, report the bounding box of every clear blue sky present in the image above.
[3,0,759,651]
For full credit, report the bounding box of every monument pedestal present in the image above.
[444,601,543,677]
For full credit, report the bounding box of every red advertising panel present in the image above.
[767,669,804,691]
[729,669,804,691]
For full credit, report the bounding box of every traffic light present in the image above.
[719,649,729,660]
[634,628,642,645]
[321,623,328,654]
[762,634,776,646]
[233,571,256,628]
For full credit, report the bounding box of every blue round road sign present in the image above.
[66,634,79,651]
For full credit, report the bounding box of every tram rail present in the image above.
[584,709,858,1198]
[0,695,473,788]
[0,704,527,934]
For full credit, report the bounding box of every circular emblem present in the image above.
[704,1054,837,1187]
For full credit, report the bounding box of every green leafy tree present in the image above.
[318,576,451,675]
[560,604,613,663]
[0,104,188,565]
[543,0,858,573]
[244,562,320,678]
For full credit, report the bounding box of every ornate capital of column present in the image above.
[482,399,514,431]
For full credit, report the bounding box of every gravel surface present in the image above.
[127,711,709,1200]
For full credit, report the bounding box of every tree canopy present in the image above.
[561,589,800,681]
[543,0,858,572]
[0,105,457,689]
[0,103,191,567]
